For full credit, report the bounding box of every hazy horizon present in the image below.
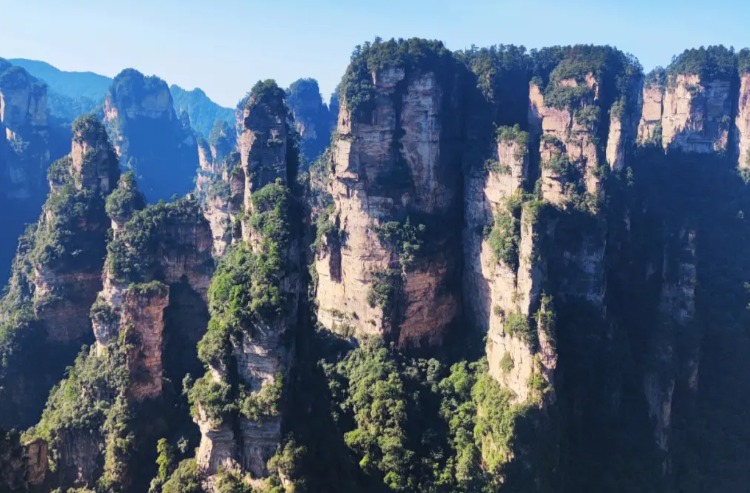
[2,0,749,107]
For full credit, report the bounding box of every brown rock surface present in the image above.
[315,66,462,346]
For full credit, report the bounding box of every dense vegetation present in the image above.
[667,45,737,80]
[0,116,115,429]
[106,196,208,283]
[189,181,293,423]
[340,38,453,120]
[6,36,750,493]
[170,85,234,140]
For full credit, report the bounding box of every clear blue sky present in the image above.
[1,0,748,107]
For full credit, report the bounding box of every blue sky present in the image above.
[1,0,748,107]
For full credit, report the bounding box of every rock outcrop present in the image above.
[102,69,199,201]
[736,72,750,168]
[661,74,732,153]
[463,130,552,402]
[637,76,666,145]
[193,81,301,482]
[638,70,733,153]
[314,51,463,347]
[286,78,335,165]
[0,60,65,288]
[0,115,117,428]
[93,195,212,400]
[196,121,242,256]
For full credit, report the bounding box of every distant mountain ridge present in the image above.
[170,84,234,138]
[9,58,233,138]
[9,58,111,102]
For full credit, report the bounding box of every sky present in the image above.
[1,0,749,108]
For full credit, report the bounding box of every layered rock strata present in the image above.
[195,82,301,481]
[314,62,463,347]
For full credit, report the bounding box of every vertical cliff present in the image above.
[196,120,241,256]
[0,60,71,288]
[24,185,214,492]
[190,80,302,485]
[286,78,335,166]
[5,40,750,493]
[313,41,464,347]
[0,115,118,428]
[103,69,199,201]
[0,59,49,200]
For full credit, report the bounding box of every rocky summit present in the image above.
[3,39,750,493]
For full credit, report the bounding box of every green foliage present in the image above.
[90,297,118,328]
[187,374,234,424]
[311,206,344,255]
[667,45,737,80]
[484,159,510,174]
[27,184,109,274]
[98,396,136,493]
[239,374,283,421]
[106,172,145,223]
[574,104,600,130]
[213,469,253,493]
[367,269,401,318]
[471,368,518,475]
[644,67,667,87]
[129,280,169,298]
[373,218,426,271]
[504,312,536,347]
[249,179,291,252]
[106,196,206,283]
[30,344,130,479]
[324,340,415,491]
[247,79,286,111]
[739,49,750,75]
[72,114,108,142]
[161,459,205,493]
[47,156,73,187]
[542,153,577,179]
[156,438,176,481]
[543,45,642,110]
[499,353,514,374]
[496,124,529,148]
[341,38,451,119]
[486,207,520,271]
[267,439,306,485]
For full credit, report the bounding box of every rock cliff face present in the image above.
[662,74,732,153]
[314,56,463,347]
[637,79,665,145]
[196,121,242,256]
[103,69,199,201]
[193,81,301,482]
[0,60,67,287]
[93,196,212,401]
[736,72,750,167]
[644,228,697,462]
[8,41,750,493]
[0,115,117,428]
[286,78,335,165]
[638,71,733,153]
[463,132,552,402]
